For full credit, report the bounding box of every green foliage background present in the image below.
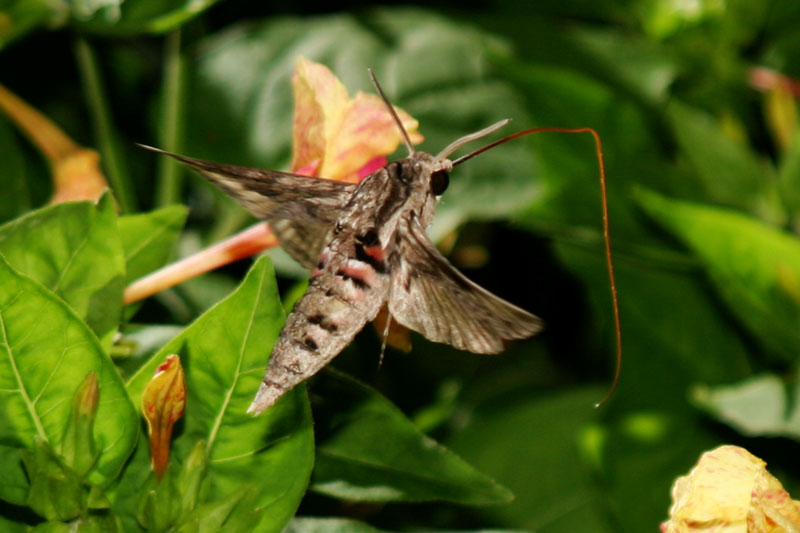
[2,0,800,531]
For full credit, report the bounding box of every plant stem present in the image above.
[155,30,187,206]
[74,37,136,212]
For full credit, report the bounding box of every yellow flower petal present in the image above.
[290,57,423,182]
[321,91,423,182]
[662,445,800,533]
[291,57,349,174]
[142,354,186,479]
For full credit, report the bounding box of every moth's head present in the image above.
[417,119,511,197]
[398,116,514,198]
[403,152,452,197]
[367,68,507,197]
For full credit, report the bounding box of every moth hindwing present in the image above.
[141,74,542,415]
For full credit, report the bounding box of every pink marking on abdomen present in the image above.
[343,259,378,287]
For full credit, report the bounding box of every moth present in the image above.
[142,70,543,415]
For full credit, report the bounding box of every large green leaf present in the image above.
[636,188,800,361]
[0,255,137,489]
[497,54,679,253]
[122,257,313,532]
[118,205,187,284]
[693,375,800,440]
[185,8,538,242]
[0,194,125,340]
[665,101,782,223]
[311,370,512,505]
[552,241,751,410]
[446,386,613,532]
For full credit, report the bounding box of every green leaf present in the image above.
[0,194,125,339]
[692,374,800,440]
[0,0,56,49]
[0,514,26,533]
[636,187,800,361]
[104,437,149,532]
[122,257,313,533]
[28,513,121,532]
[176,485,260,533]
[0,255,138,487]
[185,8,537,241]
[778,130,800,223]
[118,205,187,284]
[666,101,782,222]
[22,437,84,522]
[446,386,612,532]
[72,0,219,35]
[174,440,207,520]
[59,372,100,477]
[136,472,181,531]
[285,516,531,533]
[285,518,385,533]
[637,0,727,38]
[29,522,71,533]
[499,56,670,250]
[0,443,29,504]
[311,370,512,504]
[554,240,750,409]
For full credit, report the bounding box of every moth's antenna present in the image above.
[368,68,414,156]
[435,119,510,161]
[452,127,622,407]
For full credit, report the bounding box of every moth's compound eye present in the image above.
[430,170,450,195]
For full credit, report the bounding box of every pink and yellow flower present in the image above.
[291,56,422,181]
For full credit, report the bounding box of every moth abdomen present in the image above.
[354,242,387,274]
[307,313,337,332]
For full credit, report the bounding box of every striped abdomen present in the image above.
[247,234,390,414]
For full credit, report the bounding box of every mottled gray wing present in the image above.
[388,213,543,354]
[139,145,355,224]
[268,219,332,269]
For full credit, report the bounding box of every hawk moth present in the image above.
[142,71,543,415]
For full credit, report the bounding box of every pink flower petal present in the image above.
[321,91,423,181]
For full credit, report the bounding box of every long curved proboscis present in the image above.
[453,127,622,407]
